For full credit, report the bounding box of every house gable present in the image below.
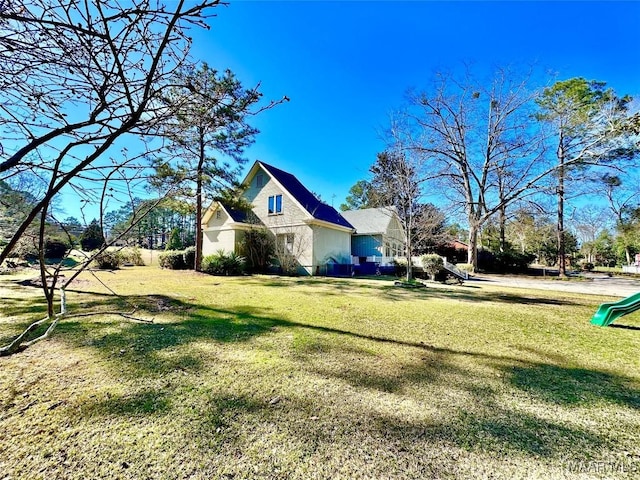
[244,161,354,232]
[243,162,311,230]
[202,201,251,230]
[202,162,354,275]
[342,207,406,257]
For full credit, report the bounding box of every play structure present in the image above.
[591,292,640,327]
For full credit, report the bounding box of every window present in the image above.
[216,211,221,220]
[268,194,283,214]
[256,174,264,188]
[277,233,295,254]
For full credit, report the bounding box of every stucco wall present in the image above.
[202,205,241,256]
[202,228,236,256]
[269,223,314,275]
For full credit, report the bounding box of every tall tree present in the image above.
[536,78,636,275]
[161,64,286,271]
[340,180,377,211]
[370,150,423,281]
[392,67,549,271]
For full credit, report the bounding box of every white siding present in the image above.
[244,166,310,228]
[202,229,236,256]
[386,216,406,245]
[202,204,241,256]
[312,226,352,268]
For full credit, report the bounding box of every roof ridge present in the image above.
[257,161,353,230]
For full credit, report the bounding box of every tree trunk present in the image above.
[194,133,205,272]
[468,223,479,272]
[499,203,506,253]
[557,136,567,277]
[405,232,413,282]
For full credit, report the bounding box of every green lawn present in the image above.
[1,267,639,479]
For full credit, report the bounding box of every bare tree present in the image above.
[369,150,425,281]
[0,0,219,264]
[0,0,220,355]
[392,67,550,271]
[392,68,638,272]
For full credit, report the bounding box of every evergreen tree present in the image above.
[80,219,105,251]
[166,227,183,251]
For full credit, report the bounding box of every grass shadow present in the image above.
[83,389,172,417]
[609,324,640,331]
[507,363,640,409]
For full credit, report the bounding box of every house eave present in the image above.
[305,218,354,233]
[202,222,253,232]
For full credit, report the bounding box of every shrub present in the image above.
[455,263,474,273]
[158,250,186,270]
[478,250,535,273]
[202,250,245,276]
[120,247,145,266]
[241,227,274,273]
[580,261,595,272]
[93,250,122,270]
[421,254,444,280]
[13,236,39,260]
[44,237,70,259]
[183,246,196,270]
[392,258,407,277]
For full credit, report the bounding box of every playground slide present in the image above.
[591,291,640,327]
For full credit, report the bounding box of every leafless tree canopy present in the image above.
[0,0,220,263]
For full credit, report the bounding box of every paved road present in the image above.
[466,273,640,298]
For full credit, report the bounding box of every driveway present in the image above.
[466,273,640,298]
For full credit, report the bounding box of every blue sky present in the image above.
[187,0,640,210]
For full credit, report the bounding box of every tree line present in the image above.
[342,69,639,276]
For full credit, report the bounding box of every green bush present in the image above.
[119,247,145,266]
[183,246,196,270]
[202,250,245,276]
[44,237,71,259]
[12,236,71,261]
[421,254,444,280]
[455,263,474,273]
[93,250,122,270]
[478,250,535,273]
[158,250,187,270]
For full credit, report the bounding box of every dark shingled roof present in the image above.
[218,203,259,225]
[224,205,249,223]
[258,162,354,230]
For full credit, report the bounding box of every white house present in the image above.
[202,161,355,275]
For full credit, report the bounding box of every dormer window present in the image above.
[256,174,264,188]
[268,194,283,215]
